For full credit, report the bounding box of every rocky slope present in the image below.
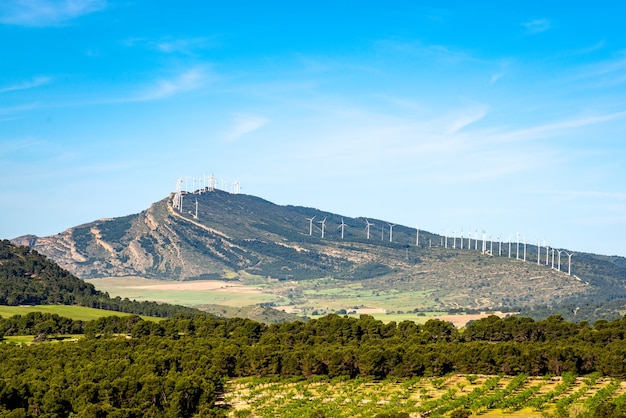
[12,189,626,310]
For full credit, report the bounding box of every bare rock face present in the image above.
[10,189,625,310]
[18,196,240,280]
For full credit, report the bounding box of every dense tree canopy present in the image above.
[0,240,202,318]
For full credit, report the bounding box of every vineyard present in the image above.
[221,374,626,417]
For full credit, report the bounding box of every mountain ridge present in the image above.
[11,189,626,311]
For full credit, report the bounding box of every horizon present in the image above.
[1,2,626,257]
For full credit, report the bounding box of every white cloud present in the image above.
[133,68,208,101]
[491,110,626,142]
[226,114,269,140]
[445,108,487,134]
[0,76,51,93]
[522,18,551,34]
[0,0,106,26]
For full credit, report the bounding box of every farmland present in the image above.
[88,277,507,326]
[221,373,626,417]
[0,304,160,322]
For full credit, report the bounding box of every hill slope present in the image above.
[0,240,201,317]
[11,190,626,311]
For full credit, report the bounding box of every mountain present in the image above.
[11,189,626,311]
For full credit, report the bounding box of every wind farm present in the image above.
[17,177,626,324]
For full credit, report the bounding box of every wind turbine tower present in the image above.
[365,219,374,240]
[482,230,486,254]
[565,252,574,276]
[453,230,456,249]
[339,218,347,239]
[233,181,241,194]
[306,216,316,236]
[173,177,183,211]
[209,175,216,192]
[389,224,396,243]
[557,250,563,272]
[318,217,327,239]
[460,230,464,250]
[523,238,527,262]
[551,248,555,269]
[194,198,198,219]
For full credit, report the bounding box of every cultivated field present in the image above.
[220,373,626,417]
[0,304,159,322]
[89,277,505,326]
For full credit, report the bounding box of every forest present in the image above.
[2,312,626,416]
[3,240,626,416]
[0,240,202,318]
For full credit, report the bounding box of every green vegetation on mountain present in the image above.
[12,190,626,321]
[0,240,202,318]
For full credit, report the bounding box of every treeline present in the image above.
[3,313,626,416]
[0,240,201,318]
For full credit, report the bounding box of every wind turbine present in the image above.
[388,223,396,243]
[194,198,198,219]
[565,252,575,275]
[338,218,347,239]
[365,219,374,240]
[551,248,555,269]
[306,216,316,236]
[318,217,327,239]
[498,235,502,257]
[482,230,486,254]
[474,230,478,250]
[452,230,456,249]
[557,249,563,272]
[460,229,464,250]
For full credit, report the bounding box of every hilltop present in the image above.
[11,189,626,314]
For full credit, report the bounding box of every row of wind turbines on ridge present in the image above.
[306,216,576,276]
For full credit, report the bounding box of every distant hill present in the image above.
[196,303,306,323]
[0,240,201,318]
[11,190,626,312]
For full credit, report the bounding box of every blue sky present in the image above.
[1,1,625,256]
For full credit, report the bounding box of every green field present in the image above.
[87,277,276,307]
[221,374,626,417]
[0,305,160,322]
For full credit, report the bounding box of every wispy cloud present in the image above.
[226,114,269,140]
[125,36,215,55]
[445,108,487,134]
[132,68,209,102]
[493,110,626,142]
[0,76,51,93]
[522,18,551,34]
[0,0,106,26]
[490,72,505,84]
[376,39,477,64]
